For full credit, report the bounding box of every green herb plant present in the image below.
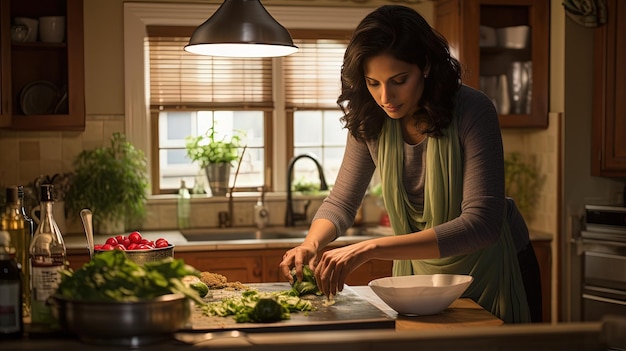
[185,125,242,168]
[292,177,321,194]
[65,133,148,232]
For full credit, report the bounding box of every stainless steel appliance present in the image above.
[581,205,626,321]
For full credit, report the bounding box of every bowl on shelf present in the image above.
[50,293,191,346]
[368,274,473,316]
[496,25,530,49]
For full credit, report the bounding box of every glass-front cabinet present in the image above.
[435,0,549,128]
[0,0,84,131]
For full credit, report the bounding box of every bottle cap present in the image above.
[40,184,55,202]
[5,186,19,204]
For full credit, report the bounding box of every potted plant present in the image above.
[185,125,242,196]
[65,133,148,234]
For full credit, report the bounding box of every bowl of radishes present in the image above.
[94,231,174,265]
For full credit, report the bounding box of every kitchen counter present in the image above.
[61,227,389,254]
[62,226,553,254]
[350,286,504,329]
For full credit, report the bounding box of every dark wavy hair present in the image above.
[338,5,462,141]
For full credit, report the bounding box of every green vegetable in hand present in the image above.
[290,265,321,296]
[56,250,205,305]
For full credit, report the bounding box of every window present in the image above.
[124,3,373,196]
[147,27,349,194]
[147,27,271,193]
[284,35,350,185]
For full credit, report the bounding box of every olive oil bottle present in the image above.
[29,184,66,326]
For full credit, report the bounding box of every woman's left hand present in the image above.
[314,241,372,297]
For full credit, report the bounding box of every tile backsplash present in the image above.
[0,114,124,188]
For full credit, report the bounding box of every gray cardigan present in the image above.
[313,85,530,257]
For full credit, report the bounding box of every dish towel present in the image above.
[377,105,531,323]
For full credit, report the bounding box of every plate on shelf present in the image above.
[20,80,60,115]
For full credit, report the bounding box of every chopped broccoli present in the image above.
[290,265,322,296]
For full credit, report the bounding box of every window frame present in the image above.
[124,3,374,197]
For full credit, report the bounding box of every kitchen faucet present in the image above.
[218,146,247,228]
[285,153,328,227]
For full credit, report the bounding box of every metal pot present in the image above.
[94,245,174,265]
[50,293,191,346]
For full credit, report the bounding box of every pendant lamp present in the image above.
[184,0,298,57]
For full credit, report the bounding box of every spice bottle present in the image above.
[29,184,66,326]
[0,230,23,339]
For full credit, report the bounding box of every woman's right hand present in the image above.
[279,242,318,284]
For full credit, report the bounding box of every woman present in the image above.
[279,5,542,323]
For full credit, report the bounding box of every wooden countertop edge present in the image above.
[5,321,606,350]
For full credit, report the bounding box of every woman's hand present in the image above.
[280,219,339,285]
[279,243,318,284]
[313,241,372,297]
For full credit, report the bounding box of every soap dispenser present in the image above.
[254,186,269,229]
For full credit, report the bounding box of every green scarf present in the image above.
[377,114,531,323]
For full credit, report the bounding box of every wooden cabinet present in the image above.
[67,249,392,285]
[0,0,84,131]
[435,0,549,128]
[531,239,552,323]
[592,0,626,176]
[178,251,264,283]
[177,249,393,285]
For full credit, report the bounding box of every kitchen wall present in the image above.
[0,0,434,233]
[0,0,558,232]
[1,0,624,321]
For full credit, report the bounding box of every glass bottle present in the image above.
[177,179,191,229]
[1,186,33,317]
[29,184,66,326]
[17,185,35,240]
[0,230,23,339]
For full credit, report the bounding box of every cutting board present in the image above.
[184,282,395,333]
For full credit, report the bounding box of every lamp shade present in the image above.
[184,0,298,57]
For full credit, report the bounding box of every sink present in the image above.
[180,227,309,242]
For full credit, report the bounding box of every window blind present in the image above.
[147,26,273,109]
[284,38,348,109]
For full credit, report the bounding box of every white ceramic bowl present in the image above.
[368,274,473,316]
